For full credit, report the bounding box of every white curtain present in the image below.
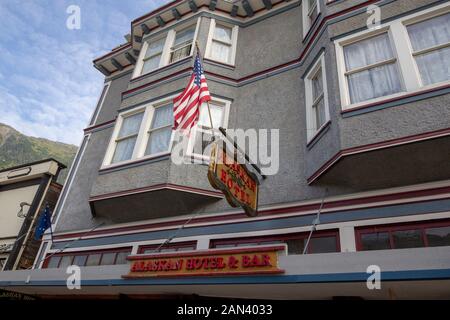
[211,41,231,63]
[146,128,171,155]
[112,112,143,163]
[145,104,173,155]
[407,13,450,85]
[113,137,138,163]
[344,33,402,103]
[152,104,172,128]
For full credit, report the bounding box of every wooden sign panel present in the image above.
[207,143,259,217]
[123,246,285,278]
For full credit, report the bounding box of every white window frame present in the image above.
[335,3,450,110]
[186,97,231,161]
[205,19,239,66]
[305,53,330,142]
[102,96,177,169]
[302,0,320,38]
[132,18,201,79]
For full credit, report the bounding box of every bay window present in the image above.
[103,96,230,167]
[205,19,238,65]
[305,53,330,141]
[133,19,200,78]
[335,4,450,109]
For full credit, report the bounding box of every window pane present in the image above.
[312,70,323,100]
[198,103,224,128]
[414,46,450,86]
[115,251,130,265]
[73,255,87,267]
[59,255,73,268]
[344,33,395,71]
[174,26,195,47]
[86,254,101,266]
[407,13,450,52]
[46,256,61,269]
[211,41,231,63]
[214,25,232,43]
[360,232,391,250]
[145,38,165,58]
[347,63,402,103]
[426,226,450,247]
[308,236,337,254]
[171,45,192,63]
[112,136,138,163]
[100,253,116,266]
[146,127,172,155]
[142,54,162,74]
[118,113,144,138]
[152,104,173,128]
[392,229,424,249]
[286,239,305,255]
[313,98,326,130]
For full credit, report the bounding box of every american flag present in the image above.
[173,53,211,133]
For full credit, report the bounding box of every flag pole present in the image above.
[195,41,215,139]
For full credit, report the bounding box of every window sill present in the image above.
[131,55,193,83]
[306,120,331,149]
[341,81,450,117]
[100,152,171,173]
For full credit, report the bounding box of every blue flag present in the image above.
[34,206,52,240]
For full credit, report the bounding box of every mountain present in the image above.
[0,123,78,183]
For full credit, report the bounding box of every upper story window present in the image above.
[406,13,450,86]
[302,0,320,38]
[145,103,173,156]
[133,19,200,78]
[335,4,450,110]
[141,37,166,75]
[103,96,230,168]
[342,33,403,104]
[305,53,330,141]
[205,19,238,65]
[187,98,231,160]
[170,25,196,63]
[111,112,144,164]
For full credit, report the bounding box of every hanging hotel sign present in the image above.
[123,246,285,279]
[207,143,259,217]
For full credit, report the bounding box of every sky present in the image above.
[0,0,171,146]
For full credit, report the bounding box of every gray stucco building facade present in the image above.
[1,0,450,299]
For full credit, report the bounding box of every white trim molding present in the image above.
[305,52,330,142]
